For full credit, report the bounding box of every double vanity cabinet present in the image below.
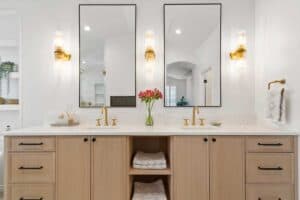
[4,134,297,200]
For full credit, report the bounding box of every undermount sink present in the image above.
[181,125,217,130]
[86,125,119,129]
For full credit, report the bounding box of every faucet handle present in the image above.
[183,119,190,126]
[111,118,117,126]
[199,118,205,126]
[96,118,102,126]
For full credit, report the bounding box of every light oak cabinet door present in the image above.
[57,136,91,200]
[210,136,245,200]
[173,136,209,200]
[92,136,128,200]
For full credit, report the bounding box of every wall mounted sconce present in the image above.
[54,31,71,61]
[230,31,247,60]
[144,31,156,62]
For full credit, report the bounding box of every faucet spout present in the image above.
[192,106,200,126]
[101,106,109,126]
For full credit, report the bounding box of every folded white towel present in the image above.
[132,179,167,200]
[133,163,167,169]
[133,152,167,169]
[266,86,286,124]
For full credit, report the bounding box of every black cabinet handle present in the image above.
[20,197,43,200]
[258,142,283,146]
[19,166,44,170]
[19,142,44,146]
[258,166,283,171]
[92,138,96,142]
[84,138,88,142]
[203,138,208,142]
[258,198,281,200]
[212,138,216,142]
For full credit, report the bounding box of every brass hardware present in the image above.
[268,79,286,90]
[96,118,101,126]
[192,106,200,126]
[101,106,109,126]
[199,118,205,126]
[54,47,71,61]
[183,119,190,127]
[145,47,156,62]
[111,118,117,126]
[230,45,247,60]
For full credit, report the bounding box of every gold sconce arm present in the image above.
[54,47,71,61]
[230,45,247,60]
[268,79,286,90]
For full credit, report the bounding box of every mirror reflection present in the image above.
[164,4,222,107]
[79,5,136,108]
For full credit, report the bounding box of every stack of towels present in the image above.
[132,179,167,200]
[133,151,167,169]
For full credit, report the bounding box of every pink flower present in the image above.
[138,88,163,102]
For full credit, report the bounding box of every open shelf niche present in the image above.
[128,136,173,199]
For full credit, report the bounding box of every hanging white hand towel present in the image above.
[266,86,286,124]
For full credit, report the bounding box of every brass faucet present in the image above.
[101,106,109,126]
[192,106,200,126]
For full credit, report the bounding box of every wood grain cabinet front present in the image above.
[246,153,294,184]
[57,136,128,200]
[173,136,209,200]
[8,152,55,184]
[172,136,245,200]
[247,184,294,200]
[57,136,91,200]
[7,137,56,152]
[4,135,297,200]
[210,136,245,200]
[246,136,294,153]
[7,184,55,200]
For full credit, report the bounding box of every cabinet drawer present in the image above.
[7,137,56,152]
[8,184,54,200]
[246,136,294,153]
[247,184,294,200]
[246,153,294,184]
[9,152,55,183]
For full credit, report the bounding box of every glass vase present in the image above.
[145,107,154,126]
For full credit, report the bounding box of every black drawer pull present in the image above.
[257,142,283,146]
[20,197,43,200]
[19,142,44,146]
[19,166,44,170]
[258,166,283,171]
[258,198,281,200]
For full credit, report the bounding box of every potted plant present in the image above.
[0,61,16,79]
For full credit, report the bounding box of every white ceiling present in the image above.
[165,4,220,49]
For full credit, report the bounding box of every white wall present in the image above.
[254,0,300,130]
[0,0,255,127]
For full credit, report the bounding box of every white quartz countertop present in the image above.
[2,124,298,136]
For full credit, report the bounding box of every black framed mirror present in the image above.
[79,4,136,108]
[164,4,222,107]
